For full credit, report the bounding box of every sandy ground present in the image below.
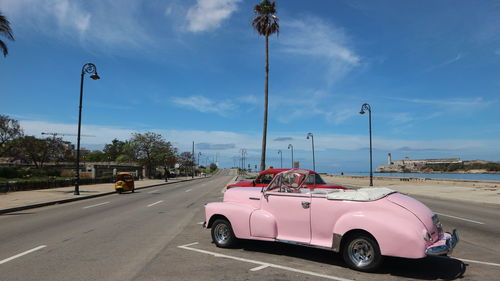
[323,174,500,205]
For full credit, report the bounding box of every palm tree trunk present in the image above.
[260,35,269,172]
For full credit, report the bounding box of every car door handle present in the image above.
[301,201,310,208]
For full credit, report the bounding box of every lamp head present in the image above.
[359,110,365,115]
[288,144,292,149]
[90,73,100,80]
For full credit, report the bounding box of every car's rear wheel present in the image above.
[342,233,383,272]
[211,219,237,248]
[117,188,123,194]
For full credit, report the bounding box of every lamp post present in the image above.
[75,63,100,195]
[278,150,282,168]
[359,103,373,186]
[307,133,316,171]
[197,152,202,174]
[288,144,294,168]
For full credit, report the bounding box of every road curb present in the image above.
[0,176,210,215]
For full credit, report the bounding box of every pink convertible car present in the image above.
[204,169,459,272]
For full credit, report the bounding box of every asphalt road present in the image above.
[0,169,499,281]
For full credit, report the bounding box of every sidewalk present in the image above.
[0,176,205,214]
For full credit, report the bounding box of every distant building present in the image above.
[377,155,462,173]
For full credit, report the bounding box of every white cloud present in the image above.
[18,119,500,170]
[171,95,235,116]
[426,53,463,71]
[397,97,494,112]
[279,17,361,84]
[2,0,153,51]
[186,0,242,32]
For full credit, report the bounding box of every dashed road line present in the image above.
[434,212,485,225]
[185,189,192,192]
[147,200,164,207]
[0,245,47,265]
[178,242,353,281]
[83,202,110,209]
[148,190,160,194]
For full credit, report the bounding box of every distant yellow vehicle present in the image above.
[115,172,135,193]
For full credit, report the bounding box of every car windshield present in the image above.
[303,174,326,185]
[267,169,310,192]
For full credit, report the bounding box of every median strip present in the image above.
[0,245,47,265]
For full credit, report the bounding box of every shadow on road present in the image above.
[235,240,466,280]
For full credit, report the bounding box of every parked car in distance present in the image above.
[205,169,459,272]
[227,168,347,190]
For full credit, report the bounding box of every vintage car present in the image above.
[227,168,346,190]
[204,169,459,272]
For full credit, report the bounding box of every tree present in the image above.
[129,132,175,178]
[178,152,194,175]
[0,115,23,156]
[0,11,14,57]
[252,0,279,171]
[16,136,65,168]
[103,139,126,161]
[85,150,106,162]
[209,163,218,172]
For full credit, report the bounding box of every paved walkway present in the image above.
[0,176,205,214]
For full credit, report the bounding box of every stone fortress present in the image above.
[376,153,463,173]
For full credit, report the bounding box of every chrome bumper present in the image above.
[425,229,459,256]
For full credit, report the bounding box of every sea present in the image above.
[342,172,500,182]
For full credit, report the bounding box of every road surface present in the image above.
[1,169,499,280]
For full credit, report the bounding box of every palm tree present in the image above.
[0,11,15,57]
[252,0,279,171]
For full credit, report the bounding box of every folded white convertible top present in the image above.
[326,187,396,201]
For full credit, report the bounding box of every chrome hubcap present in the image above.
[214,223,230,244]
[348,238,374,267]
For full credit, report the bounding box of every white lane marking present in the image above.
[434,212,485,225]
[83,202,110,209]
[148,190,160,194]
[250,264,269,271]
[147,200,164,207]
[185,189,192,192]
[0,245,47,265]
[455,257,500,267]
[196,222,204,225]
[178,242,353,281]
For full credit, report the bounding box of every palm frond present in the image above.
[252,1,279,36]
[0,13,15,41]
[0,40,8,57]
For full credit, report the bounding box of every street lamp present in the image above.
[288,144,294,168]
[359,103,373,186]
[75,63,100,195]
[277,150,282,168]
[197,152,202,173]
[307,132,316,171]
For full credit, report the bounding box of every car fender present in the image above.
[249,209,277,239]
[332,209,427,258]
[205,202,255,239]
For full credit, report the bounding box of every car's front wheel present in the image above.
[211,219,237,248]
[342,233,383,272]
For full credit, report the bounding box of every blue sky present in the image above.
[1,0,500,173]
